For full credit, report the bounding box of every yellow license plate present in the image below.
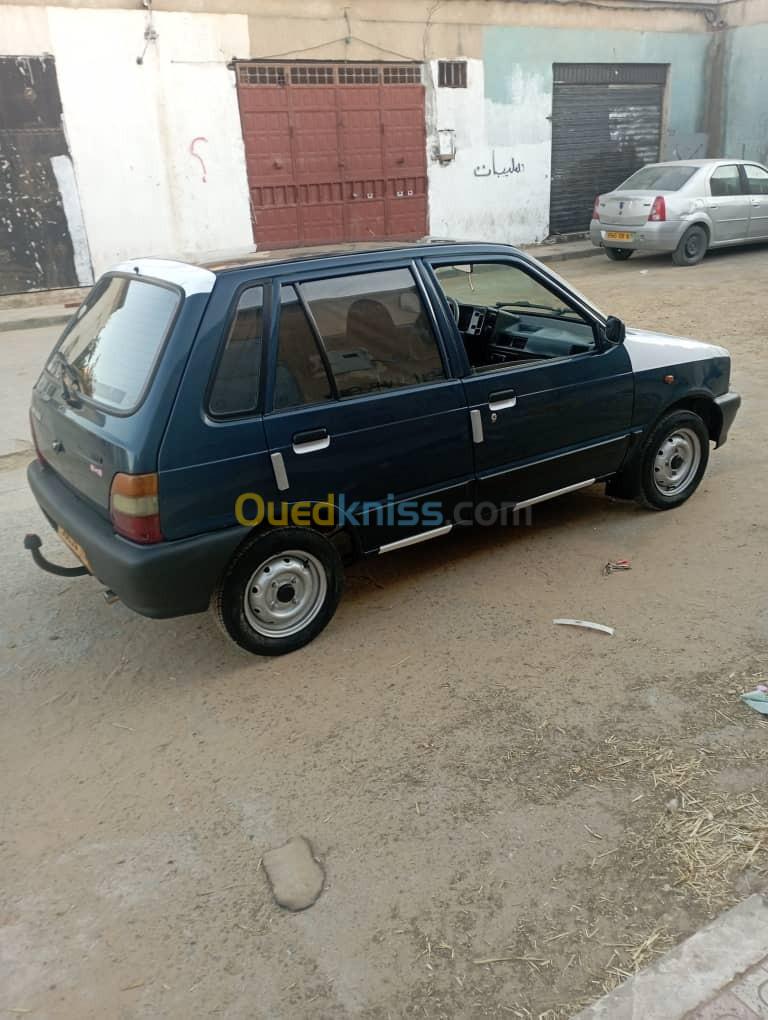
[606,231,633,241]
[58,527,92,572]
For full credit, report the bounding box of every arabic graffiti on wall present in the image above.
[473,149,526,179]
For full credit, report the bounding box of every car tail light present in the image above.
[592,196,600,221]
[648,195,666,222]
[110,472,163,544]
[29,411,46,465]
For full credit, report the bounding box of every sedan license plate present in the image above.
[606,231,633,241]
[57,526,92,572]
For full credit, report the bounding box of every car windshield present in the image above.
[619,165,699,191]
[49,275,179,413]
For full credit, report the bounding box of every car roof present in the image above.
[642,158,761,169]
[113,240,530,296]
[118,239,529,279]
[184,239,464,273]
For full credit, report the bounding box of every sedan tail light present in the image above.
[110,472,163,544]
[648,195,666,222]
[592,196,601,221]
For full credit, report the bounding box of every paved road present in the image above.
[2,246,767,1019]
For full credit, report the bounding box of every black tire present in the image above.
[672,224,708,266]
[213,527,344,655]
[633,410,710,510]
[605,247,634,261]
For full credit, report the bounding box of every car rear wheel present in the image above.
[672,225,708,266]
[605,247,634,261]
[213,527,344,655]
[634,410,710,510]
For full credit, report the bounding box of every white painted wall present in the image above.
[44,8,253,276]
[426,59,552,245]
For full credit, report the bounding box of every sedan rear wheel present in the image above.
[672,224,708,266]
[605,247,634,261]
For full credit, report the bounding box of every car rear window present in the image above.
[619,165,699,191]
[50,274,179,413]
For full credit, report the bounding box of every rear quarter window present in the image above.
[51,274,180,413]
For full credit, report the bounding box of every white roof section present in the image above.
[111,258,216,296]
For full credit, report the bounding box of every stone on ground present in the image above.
[262,836,324,911]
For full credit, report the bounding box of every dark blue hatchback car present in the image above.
[25,241,740,654]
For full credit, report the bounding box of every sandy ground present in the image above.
[1,246,767,1019]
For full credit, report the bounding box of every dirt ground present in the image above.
[1,246,767,1019]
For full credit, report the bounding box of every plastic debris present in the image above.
[603,559,631,576]
[740,690,768,716]
[553,618,615,636]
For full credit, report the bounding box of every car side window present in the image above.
[431,261,595,374]
[273,284,334,411]
[209,285,264,416]
[744,164,768,196]
[710,165,743,197]
[299,268,445,398]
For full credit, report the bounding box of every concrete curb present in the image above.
[572,893,768,1020]
[534,247,604,264]
[0,314,71,335]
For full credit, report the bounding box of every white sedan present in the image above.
[590,158,768,266]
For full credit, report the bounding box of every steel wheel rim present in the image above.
[685,231,704,258]
[243,550,327,638]
[652,427,702,496]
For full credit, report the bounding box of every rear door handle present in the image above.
[488,389,517,411]
[292,428,330,454]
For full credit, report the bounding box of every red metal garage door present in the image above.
[235,62,427,247]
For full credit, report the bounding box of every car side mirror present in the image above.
[605,315,626,345]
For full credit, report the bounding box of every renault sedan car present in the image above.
[24,242,740,655]
[591,158,768,266]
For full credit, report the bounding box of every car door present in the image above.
[707,164,751,243]
[742,163,768,239]
[422,256,634,507]
[261,262,475,552]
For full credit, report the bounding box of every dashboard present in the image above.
[448,300,595,368]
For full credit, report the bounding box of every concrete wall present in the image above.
[2,5,253,277]
[6,0,768,285]
[428,26,712,244]
[722,22,768,162]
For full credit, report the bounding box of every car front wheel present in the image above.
[213,527,344,655]
[672,224,708,266]
[634,410,710,510]
[605,247,633,261]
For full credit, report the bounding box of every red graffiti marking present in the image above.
[189,136,208,183]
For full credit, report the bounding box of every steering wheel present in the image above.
[445,296,460,325]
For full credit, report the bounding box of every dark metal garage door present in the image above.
[235,61,427,247]
[549,63,667,235]
[0,56,85,294]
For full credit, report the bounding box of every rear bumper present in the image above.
[589,218,687,253]
[27,461,246,619]
[714,391,741,447]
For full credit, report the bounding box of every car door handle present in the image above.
[488,389,517,411]
[292,428,330,454]
[752,200,761,207]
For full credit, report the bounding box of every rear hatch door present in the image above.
[31,273,182,515]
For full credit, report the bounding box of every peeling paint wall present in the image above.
[4,0,764,287]
[0,54,90,293]
[427,58,550,243]
[723,22,768,163]
[44,8,253,276]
